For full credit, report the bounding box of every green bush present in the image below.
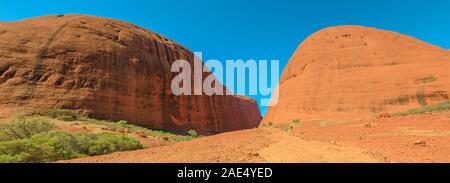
[32,109,199,142]
[79,117,197,142]
[0,131,143,163]
[187,130,199,138]
[116,120,128,126]
[86,133,143,156]
[0,133,11,142]
[394,100,450,116]
[0,114,56,140]
[0,137,54,163]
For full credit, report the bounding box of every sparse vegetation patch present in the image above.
[0,114,56,140]
[0,108,203,163]
[394,100,450,116]
[187,130,199,138]
[0,131,143,163]
[385,95,411,105]
[0,114,144,163]
[33,108,199,142]
[32,108,81,121]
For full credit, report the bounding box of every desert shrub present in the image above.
[116,120,128,126]
[394,100,450,116]
[0,114,56,140]
[86,133,143,156]
[0,137,55,163]
[0,131,143,163]
[187,130,199,138]
[42,131,90,159]
[79,117,197,142]
[0,133,11,142]
[32,109,199,142]
[35,108,81,121]
[0,155,22,163]
[292,119,301,124]
[43,131,143,158]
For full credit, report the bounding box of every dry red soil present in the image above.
[62,112,450,163]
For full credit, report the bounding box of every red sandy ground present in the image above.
[61,112,450,163]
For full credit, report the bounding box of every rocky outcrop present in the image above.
[262,26,450,125]
[0,14,261,134]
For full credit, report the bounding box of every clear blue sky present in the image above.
[1,0,449,115]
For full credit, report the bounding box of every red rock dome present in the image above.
[263,26,450,125]
[0,15,261,134]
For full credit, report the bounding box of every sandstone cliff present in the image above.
[263,26,450,125]
[0,15,261,134]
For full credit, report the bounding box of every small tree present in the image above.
[0,114,56,140]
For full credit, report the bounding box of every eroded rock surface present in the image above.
[0,15,261,134]
[263,26,450,125]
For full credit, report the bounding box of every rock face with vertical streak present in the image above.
[262,26,450,125]
[0,14,261,134]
